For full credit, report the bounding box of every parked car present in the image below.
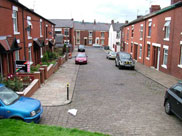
[0,84,43,123]
[106,51,116,60]
[164,82,182,120]
[115,52,135,70]
[78,45,85,52]
[75,53,88,64]
[93,44,102,48]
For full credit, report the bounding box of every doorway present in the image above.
[134,44,138,60]
[153,47,160,70]
[84,39,87,45]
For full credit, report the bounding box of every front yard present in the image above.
[0,119,109,136]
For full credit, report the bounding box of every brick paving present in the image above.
[39,47,182,136]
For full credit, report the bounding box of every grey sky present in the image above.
[19,0,170,23]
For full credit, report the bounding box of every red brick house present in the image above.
[0,0,55,77]
[74,20,110,46]
[121,0,182,79]
[50,19,74,47]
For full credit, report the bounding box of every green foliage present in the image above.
[31,64,41,73]
[0,119,109,136]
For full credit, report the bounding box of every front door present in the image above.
[157,48,160,70]
[153,47,160,70]
[134,44,138,60]
[84,39,87,45]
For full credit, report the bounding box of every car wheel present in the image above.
[118,64,122,69]
[165,100,172,115]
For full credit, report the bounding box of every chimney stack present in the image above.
[94,19,96,24]
[171,0,182,4]
[71,18,74,21]
[150,5,161,13]
[111,20,114,24]
[82,20,84,24]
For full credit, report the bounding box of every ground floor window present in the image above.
[147,44,150,58]
[139,45,142,58]
[163,48,168,66]
[28,46,32,63]
[89,39,92,45]
[40,47,43,58]
[15,50,19,60]
[101,39,104,45]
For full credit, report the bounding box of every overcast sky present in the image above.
[19,0,170,23]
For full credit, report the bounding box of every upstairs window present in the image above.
[76,31,80,38]
[127,29,129,40]
[64,28,69,36]
[148,21,152,37]
[116,31,120,39]
[46,25,48,38]
[131,25,134,37]
[164,20,170,40]
[27,16,32,39]
[40,19,42,37]
[101,32,105,38]
[89,31,93,37]
[140,25,143,39]
[12,6,19,34]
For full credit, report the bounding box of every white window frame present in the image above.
[89,39,92,44]
[139,44,142,59]
[164,20,170,41]
[76,30,80,38]
[146,43,150,60]
[148,21,152,37]
[140,24,143,40]
[178,42,182,68]
[28,43,33,65]
[27,16,32,39]
[40,47,43,58]
[12,6,20,35]
[89,31,93,37]
[76,39,80,44]
[15,50,20,60]
[161,45,168,69]
[40,19,43,37]
[64,28,69,37]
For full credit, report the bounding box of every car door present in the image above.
[172,85,182,118]
[168,87,179,114]
[0,101,5,119]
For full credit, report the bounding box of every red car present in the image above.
[75,53,88,64]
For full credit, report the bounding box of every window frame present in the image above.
[148,21,152,37]
[12,6,20,35]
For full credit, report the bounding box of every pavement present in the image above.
[32,48,180,106]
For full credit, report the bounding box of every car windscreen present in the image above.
[79,45,84,49]
[110,52,116,55]
[0,86,19,105]
[120,53,131,59]
[77,54,86,58]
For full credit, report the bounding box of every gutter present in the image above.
[22,8,26,60]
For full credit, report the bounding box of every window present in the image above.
[164,20,170,40]
[40,19,42,37]
[116,31,120,39]
[131,43,133,53]
[148,21,152,37]
[76,31,80,38]
[46,25,48,38]
[40,48,43,58]
[139,44,142,58]
[76,39,80,44]
[12,6,19,34]
[28,44,32,64]
[64,40,69,44]
[64,28,69,36]
[89,31,93,37]
[127,29,129,40]
[147,44,150,58]
[163,48,168,67]
[101,32,104,38]
[101,39,104,45]
[55,28,62,34]
[15,50,19,60]
[89,39,92,44]
[131,25,134,37]
[140,25,143,39]
[27,16,32,39]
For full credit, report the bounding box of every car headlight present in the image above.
[30,111,36,117]
[120,61,124,65]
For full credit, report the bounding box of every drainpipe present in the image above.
[143,20,146,65]
[22,8,26,60]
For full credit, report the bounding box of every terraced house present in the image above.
[74,20,110,46]
[0,0,55,77]
[121,0,182,79]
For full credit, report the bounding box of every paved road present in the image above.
[41,47,182,136]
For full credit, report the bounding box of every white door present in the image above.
[157,48,160,70]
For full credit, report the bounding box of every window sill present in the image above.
[178,64,182,69]
[147,36,151,38]
[139,57,141,59]
[28,36,32,40]
[40,35,43,37]
[164,38,169,41]
[146,57,150,60]
[29,61,33,65]
[41,56,43,58]
[140,38,143,40]
[161,64,167,69]
[14,32,20,35]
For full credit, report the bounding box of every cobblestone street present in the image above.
[40,47,182,136]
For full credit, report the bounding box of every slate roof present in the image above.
[112,23,124,32]
[50,19,74,28]
[74,22,110,31]
[124,1,182,27]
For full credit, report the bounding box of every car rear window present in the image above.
[77,54,86,58]
[120,53,131,59]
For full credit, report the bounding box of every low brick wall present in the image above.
[16,79,39,97]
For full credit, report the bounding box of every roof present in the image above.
[124,1,182,27]
[74,22,110,31]
[49,19,74,28]
[9,0,55,25]
[112,23,124,31]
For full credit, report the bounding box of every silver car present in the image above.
[106,51,116,59]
